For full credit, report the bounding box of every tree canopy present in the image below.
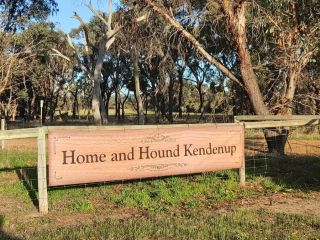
[0,0,319,130]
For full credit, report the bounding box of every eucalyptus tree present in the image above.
[113,3,156,124]
[134,0,319,154]
[0,0,57,32]
[184,58,216,120]
[0,0,59,119]
[297,50,320,114]
[101,54,131,121]
[14,23,73,122]
[114,2,169,124]
[249,0,320,115]
[53,1,119,125]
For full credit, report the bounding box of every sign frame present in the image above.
[47,123,245,186]
[37,123,246,214]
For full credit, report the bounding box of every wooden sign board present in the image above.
[48,124,244,186]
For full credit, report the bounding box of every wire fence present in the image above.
[244,125,320,179]
[0,123,319,213]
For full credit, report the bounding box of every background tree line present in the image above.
[0,0,319,129]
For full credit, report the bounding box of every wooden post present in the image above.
[1,119,5,150]
[40,100,44,126]
[239,160,245,187]
[234,116,239,123]
[37,127,48,214]
[239,122,245,187]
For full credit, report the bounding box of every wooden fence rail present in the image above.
[234,115,320,122]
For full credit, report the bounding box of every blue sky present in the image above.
[49,0,121,33]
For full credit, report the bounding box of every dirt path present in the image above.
[233,191,320,216]
[4,139,37,150]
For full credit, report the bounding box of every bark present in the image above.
[178,76,183,118]
[152,81,161,123]
[221,0,269,116]
[70,4,119,125]
[72,91,79,119]
[30,87,36,120]
[222,1,294,155]
[92,38,108,125]
[121,102,125,121]
[132,49,145,125]
[168,76,174,123]
[116,88,121,121]
[114,86,119,118]
[121,91,129,121]
[105,90,112,118]
[221,1,289,155]
[197,83,205,120]
[263,129,289,156]
[49,94,59,122]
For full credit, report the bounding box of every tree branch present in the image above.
[140,0,244,88]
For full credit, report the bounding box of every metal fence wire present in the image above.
[244,125,320,178]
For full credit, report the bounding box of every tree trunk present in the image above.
[168,76,174,123]
[263,129,289,156]
[115,87,119,119]
[132,49,145,125]
[222,1,269,116]
[221,1,291,155]
[49,94,59,122]
[142,0,267,115]
[72,92,78,120]
[121,91,129,121]
[121,102,125,121]
[30,87,36,120]
[105,91,112,118]
[117,90,121,122]
[92,38,108,125]
[178,75,184,119]
[197,83,204,120]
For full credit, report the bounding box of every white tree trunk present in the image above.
[132,49,145,125]
[92,38,108,125]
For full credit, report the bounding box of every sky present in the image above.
[49,0,121,33]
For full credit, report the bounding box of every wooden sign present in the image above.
[48,124,244,186]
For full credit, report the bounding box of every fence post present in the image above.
[239,160,245,187]
[239,122,245,187]
[37,127,48,214]
[1,118,5,149]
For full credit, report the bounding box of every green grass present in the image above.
[0,146,320,239]
[245,128,320,140]
[68,199,94,212]
[45,171,253,213]
[23,210,320,240]
[104,171,244,212]
[0,149,36,169]
[1,149,319,210]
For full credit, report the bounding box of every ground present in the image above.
[0,133,319,239]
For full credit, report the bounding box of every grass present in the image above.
[245,127,320,140]
[68,199,94,212]
[0,137,320,239]
[0,149,36,169]
[44,171,254,214]
[23,210,320,240]
[104,171,244,212]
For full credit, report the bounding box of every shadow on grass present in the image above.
[246,154,320,191]
[0,154,318,211]
[15,167,38,209]
[0,215,21,240]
